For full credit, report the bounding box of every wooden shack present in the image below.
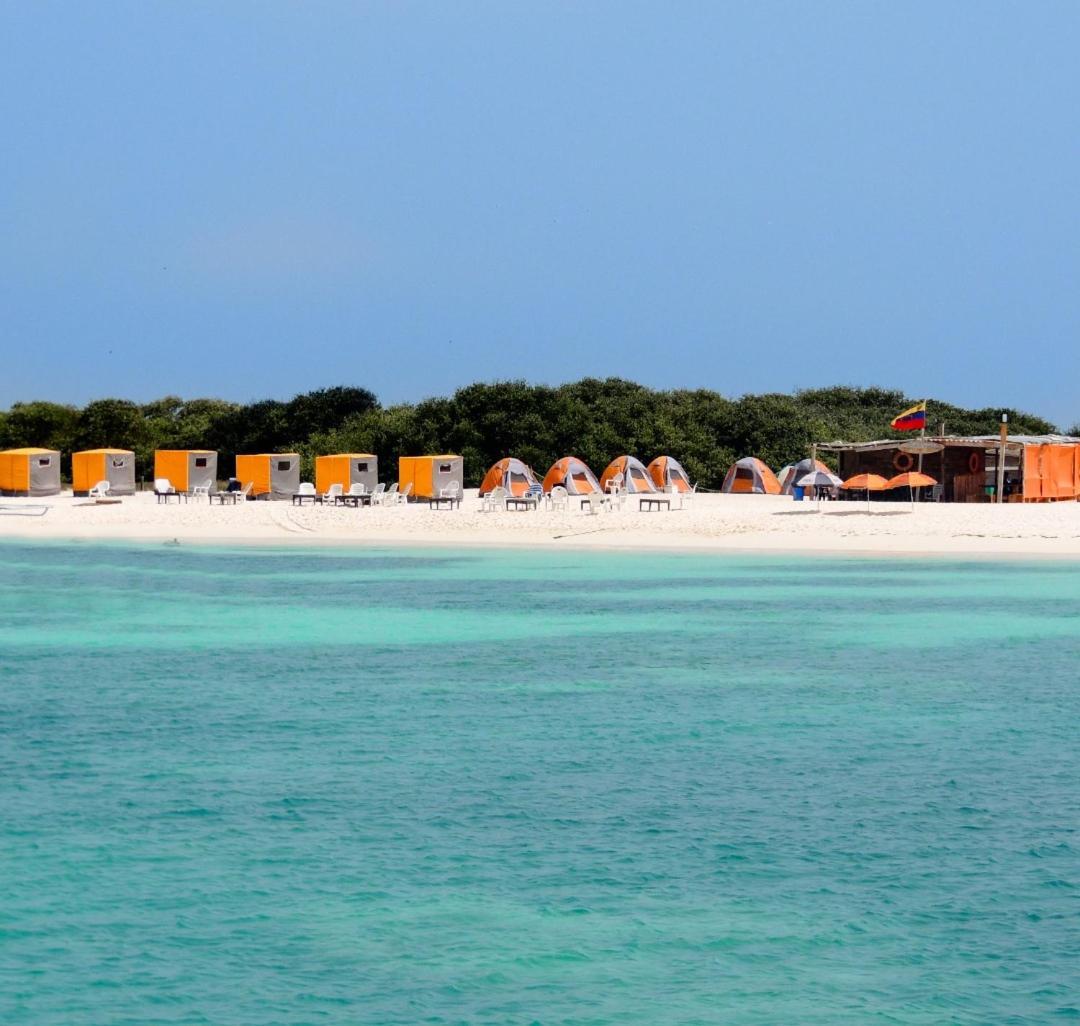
[819,435,1080,503]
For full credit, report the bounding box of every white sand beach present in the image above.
[3,490,1080,557]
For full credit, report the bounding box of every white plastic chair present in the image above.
[547,485,569,511]
[375,482,398,506]
[189,483,211,501]
[297,482,316,496]
[321,483,343,505]
[371,483,386,503]
[88,480,110,499]
[580,492,604,515]
[482,486,508,512]
[394,482,413,505]
[439,481,461,500]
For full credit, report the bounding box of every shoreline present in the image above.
[4,490,1080,560]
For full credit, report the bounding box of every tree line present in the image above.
[0,381,1059,489]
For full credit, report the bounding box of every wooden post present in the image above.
[997,414,1008,503]
[916,426,925,501]
[940,423,946,501]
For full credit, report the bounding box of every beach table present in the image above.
[291,494,322,506]
[428,495,461,509]
[209,492,240,505]
[336,494,373,507]
[505,496,538,511]
[156,491,186,504]
[639,497,671,512]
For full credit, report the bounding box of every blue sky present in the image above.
[2,2,1078,425]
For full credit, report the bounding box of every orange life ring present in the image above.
[969,452,980,474]
[893,451,914,472]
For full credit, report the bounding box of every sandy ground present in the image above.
[3,489,1080,558]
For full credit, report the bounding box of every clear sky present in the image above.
[2,2,1078,425]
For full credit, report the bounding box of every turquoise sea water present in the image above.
[1,541,1077,1025]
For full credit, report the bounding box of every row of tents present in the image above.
[481,455,831,497]
[479,455,693,497]
[0,445,828,500]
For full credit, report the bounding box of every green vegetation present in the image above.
[0,381,1056,488]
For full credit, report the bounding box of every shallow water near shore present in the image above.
[1,540,1077,1024]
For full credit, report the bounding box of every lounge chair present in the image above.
[189,483,212,501]
[154,478,182,504]
[371,483,386,503]
[321,483,343,505]
[88,480,110,500]
[292,482,319,505]
[432,481,461,509]
[375,482,398,506]
[337,483,370,507]
[396,482,412,505]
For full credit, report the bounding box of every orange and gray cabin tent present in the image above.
[235,453,300,500]
[0,448,61,496]
[722,457,781,495]
[398,455,464,500]
[779,458,830,494]
[479,457,539,497]
[72,449,135,496]
[600,455,656,493]
[542,456,601,495]
[315,453,378,494]
[648,455,692,493]
[154,450,218,492]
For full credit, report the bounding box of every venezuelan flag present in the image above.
[891,401,927,432]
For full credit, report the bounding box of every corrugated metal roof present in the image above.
[820,434,1080,452]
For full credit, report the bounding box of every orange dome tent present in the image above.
[542,457,601,495]
[722,457,781,495]
[600,455,656,494]
[479,458,539,497]
[648,456,692,493]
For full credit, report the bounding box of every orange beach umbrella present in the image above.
[887,471,937,510]
[886,472,936,490]
[842,474,891,491]
[841,473,891,512]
